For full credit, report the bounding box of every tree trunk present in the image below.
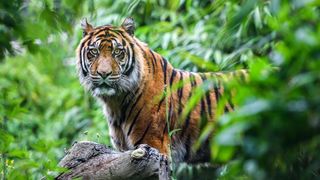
[55,141,170,180]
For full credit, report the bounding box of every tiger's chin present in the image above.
[92,87,117,97]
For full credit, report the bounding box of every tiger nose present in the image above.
[97,71,112,79]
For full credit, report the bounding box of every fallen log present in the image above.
[56,141,170,180]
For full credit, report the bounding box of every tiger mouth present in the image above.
[97,83,112,89]
[92,80,116,88]
[92,77,120,88]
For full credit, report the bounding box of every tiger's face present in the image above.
[77,18,140,97]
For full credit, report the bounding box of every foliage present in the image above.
[212,1,320,179]
[0,0,319,179]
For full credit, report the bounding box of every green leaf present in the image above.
[0,129,14,152]
[169,129,181,137]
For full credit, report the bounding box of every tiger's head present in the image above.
[77,18,141,98]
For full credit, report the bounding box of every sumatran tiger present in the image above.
[76,17,247,163]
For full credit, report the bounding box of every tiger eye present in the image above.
[114,49,121,55]
[90,48,98,55]
[87,48,99,60]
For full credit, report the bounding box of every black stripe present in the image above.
[96,33,109,39]
[121,87,139,106]
[161,121,168,149]
[160,97,173,147]
[133,121,152,147]
[183,134,191,161]
[122,39,126,46]
[224,97,235,113]
[189,73,196,87]
[79,35,92,72]
[200,74,212,118]
[157,96,165,112]
[205,91,212,118]
[213,76,220,103]
[162,122,167,136]
[92,26,114,35]
[112,29,125,34]
[136,43,151,73]
[136,42,146,57]
[149,50,157,73]
[124,43,135,76]
[123,46,131,73]
[168,96,173,122]
[79,41,89,76]
[127,108,143,136]
[107,31,122,40]
[98,39,113,46]
[157,67,175,112]
[119,114,126,125]
[169,70,177,88]
[105,39,113,43]
[200,95,206,120]
[93,28,110,36]
[126,92,143,121]
[214,89,220,103]
[199,74,207,120]
[177,71,184,115]
[199,73,208,85]
[109,38,119,49]
[146,57,151,73]
[161,57,168,85]
[213,76,224,113]
[182,115,191,136]
[110,30,132,46]
[157,58,169,112]
[181,73,197,136]
[199,94,207,131]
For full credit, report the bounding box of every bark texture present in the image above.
[55,141,170,180]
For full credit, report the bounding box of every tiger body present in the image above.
[77,18,245,163]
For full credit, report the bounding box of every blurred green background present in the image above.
[0,0,319,179]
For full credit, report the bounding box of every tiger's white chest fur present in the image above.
[102,104,135,151]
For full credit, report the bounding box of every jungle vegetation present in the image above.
[1,0,319,179]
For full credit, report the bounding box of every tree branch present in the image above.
[56,141,170,180]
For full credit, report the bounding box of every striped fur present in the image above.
[76,18,248,163]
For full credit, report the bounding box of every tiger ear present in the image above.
[81,18,93,37]
[121,17,135,36]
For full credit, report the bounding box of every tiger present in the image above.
[76,17,247,163]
